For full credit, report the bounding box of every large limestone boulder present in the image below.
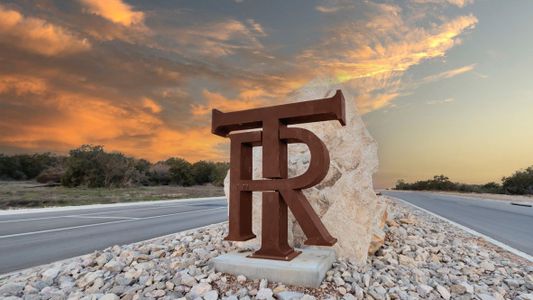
[223,77,384,263]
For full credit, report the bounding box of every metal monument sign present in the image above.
[212,90,346,260]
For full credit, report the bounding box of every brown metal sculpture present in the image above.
[212,90,346,260]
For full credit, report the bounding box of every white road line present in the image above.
[0,196,226,215]
[0,221,229,279]
[0,215,69,224]
[0,207,226,240]
[64,215,141,220]
[387,195,533,263]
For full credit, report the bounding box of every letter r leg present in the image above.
[249,191,300,260]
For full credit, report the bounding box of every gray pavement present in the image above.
[0,197,227,274]
[384,191,533,256]
[3,191,532,275]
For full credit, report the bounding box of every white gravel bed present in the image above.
[1,199,532,300]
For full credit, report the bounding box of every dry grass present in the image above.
[0,181,224,209]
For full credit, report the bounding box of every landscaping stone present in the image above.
[1,198,531,299]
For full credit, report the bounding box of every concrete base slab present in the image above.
[212,247,336,288]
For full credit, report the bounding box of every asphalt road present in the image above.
[384,191,533,256]
[0,197,227,274]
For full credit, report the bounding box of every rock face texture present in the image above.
[223,78,383,263]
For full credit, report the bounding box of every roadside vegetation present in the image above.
[0,145,228,208]
[0,145,228,188]
[0,181,224,209]
[395,167,533,195]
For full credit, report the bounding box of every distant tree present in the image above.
[0,146,230,188]
[0,153,62,180]
[395,175,507,195]
[502,166,533,195]
[481,182,503,194]
[395,179,408,190]
[429,175,455,190]
[211,162,229,187]
[99,152,140,187]
[166,158,194,186]
[61,145,106,187]
[148,162,172,185]
[0,154,24,180]
[135,159,151,174]
[61,145,142,188]
[191,161,214,185]
[134,159,152,185]
[36,166,65,183]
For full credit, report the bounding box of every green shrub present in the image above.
[1,145,230,188]
[36,166,65,183]
[211,162,229,187]
[502,166,533,195]
[191,161,214,185]
[395,176,504,194]
[166,158,194,186]
[61,145,142,188]
[0,153,62,180]
[148,162,171,185]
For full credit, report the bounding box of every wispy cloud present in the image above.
[299,2,478,112]
[315,0,356,14]
[411,0,474,8]
[168,18,267,58]
[422,64,476,83]
[427,97,455,105]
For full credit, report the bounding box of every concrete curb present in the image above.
[387,196,533,263]
[0,196,226,216]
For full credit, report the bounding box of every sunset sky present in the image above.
[1,0,532,188]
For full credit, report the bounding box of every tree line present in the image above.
[0,145,229,188]
[395,168,533,195]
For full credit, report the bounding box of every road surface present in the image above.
[384,191,533,256]
[3,192,532,274]
[0,197,227,274]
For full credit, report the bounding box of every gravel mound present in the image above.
[1,199,532,300]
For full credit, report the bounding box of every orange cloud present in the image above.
[79,0,144,26]
[146,127,227,162]
[332,15,478,82]
[0,5,90,56]
[0,1,481,163]
[191,89,266,116]
[0,75,47,96]
[0,87,224,162]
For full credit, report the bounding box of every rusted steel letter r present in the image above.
[212,90,346,260]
